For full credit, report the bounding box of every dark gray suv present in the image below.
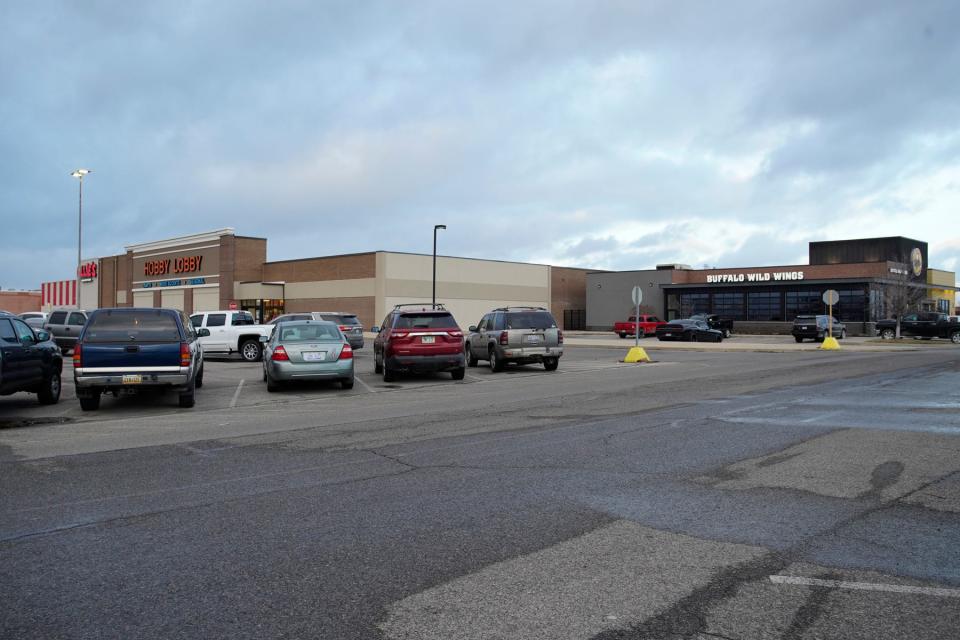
[465,307,563,372]
[44,310,89,352]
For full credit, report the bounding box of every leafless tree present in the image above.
[882,258,926,338]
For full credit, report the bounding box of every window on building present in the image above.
[747,291,783,321]
[680,293,710,317]
[785,291,821,319]
[836,289,867,322]
[712,292,745,320]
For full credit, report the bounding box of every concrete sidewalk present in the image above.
[563,332,950,353]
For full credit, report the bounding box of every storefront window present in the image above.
[836,289,867,322]
[241,299,285,324]
[680,293,710,317]
[747,291,783,321]
[712,292,745,320]
[785,291,821,319]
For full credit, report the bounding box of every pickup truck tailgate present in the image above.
[79,342,183,369]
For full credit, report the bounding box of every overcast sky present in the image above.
[1,1,958,289]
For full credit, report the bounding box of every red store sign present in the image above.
[78,262,98,279]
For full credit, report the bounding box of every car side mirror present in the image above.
[36,330,50,342]
[468,326,477,332]
[197,328,211,337]
[259,335,268,343]
[371,326,380,333]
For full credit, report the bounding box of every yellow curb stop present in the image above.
[820,336,841,350]
[623,347,651,363]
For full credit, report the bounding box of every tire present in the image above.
[240,339,262,362]
[179,381,196,408]
[195,365,204,388]
[262,367,267,382]
[794,336,803,343]
[880,328,895,340]
[78,392,100,411]
[723,328,731,339]
[489,347,505,372]
[543,357,559,371]
[383,362,396,382]
[619,333,627,339]
[266,374,281,392]
[341,377,355,390]
[950,331,960,345]
[451,367,465,380]
[38,370,61,405]
[374,349,383,374]
[465,343,479,367]
[840,329,847,340]
[689,333,698,342]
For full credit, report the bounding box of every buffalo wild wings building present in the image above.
[587,236,957,335]
[79,228,590,330]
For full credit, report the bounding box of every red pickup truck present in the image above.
[614,315,668,338]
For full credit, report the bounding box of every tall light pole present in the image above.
[433,224,446,309]
[71,169,91,308]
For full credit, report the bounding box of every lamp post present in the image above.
[432,224,446,309]
[71,169,91,308]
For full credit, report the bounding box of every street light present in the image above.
[433,224,446,309]
[71,169,91,308]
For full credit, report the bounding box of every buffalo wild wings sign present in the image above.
[706,271,805,283]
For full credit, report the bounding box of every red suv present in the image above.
[373,305,465,381]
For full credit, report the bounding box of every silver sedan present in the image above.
[261,320,354,392]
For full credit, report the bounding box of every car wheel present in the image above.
[723,328,731,339]
[374,349,383,374]
[262,366,267,382]
[880,328,895,340]
[341,377,355,390]
[38,370,61,405]
[195,365,204,388]
[383,361,397,382]
[489,347,505,372]
[950,331,960,345]
[465,343,479,367]
[266,374,281,392]
[240,339,262,362]
[690,333,698,342]
[78,392,101,411]
[840,329,847,340]
[451,367,465,380]
[618,333,626,339]
[794,336,803,343]
[179,381,196,408]
[543,357,559,371]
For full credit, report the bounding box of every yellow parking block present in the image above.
[820,336,841,350]
[623,347,651,363]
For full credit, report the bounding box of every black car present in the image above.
[689,314,734,338]
[655,319,724,342]
[792,315,846,342]
[0,311,63,405]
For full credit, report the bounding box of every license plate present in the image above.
[421,336,436,344]
[801,326,809,330]
[664,333,672,337]
[122,374,142,384]
[524,335,542,344]
[303,352,327,361]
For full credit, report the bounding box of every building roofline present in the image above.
[126,228,235,253]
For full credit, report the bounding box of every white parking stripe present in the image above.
[229,379,245,408]
[354,376,377,394]
[769,575,960,598]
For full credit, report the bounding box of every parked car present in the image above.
[19,312,48,329]
[876,312,960,343]
[655,319,723,342]
[190,310,272,361]
[465,307,563,372]
[689,314,734,338]
[614,314,667,339]
[43,309,89,352]
[261,320,354,391]
[0,311,62,404]
[792,315,846,342]
[73,308,208,410]
[269,311,364,349]
[373,304,465,381]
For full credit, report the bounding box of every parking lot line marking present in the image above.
[769,575,960,598]
[230,379,245,408]
[354,376,377,393]
[464,373,485,383]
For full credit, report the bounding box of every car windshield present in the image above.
[504,312,556,330]
[278,323,341,342]
[794,316,816,323]
[395,313,456,329]
[83,309,181,343]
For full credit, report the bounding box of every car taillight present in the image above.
[558,330,564,344]
[180,342,191,367]
[392,332,408,339]
[73,344,82,367]
[338,325,350,332]
[499,331,508,345]
[271,345,289,361]
[447,330,463,338]
[339,344,353,360]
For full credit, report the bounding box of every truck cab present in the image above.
[190,310,273,361]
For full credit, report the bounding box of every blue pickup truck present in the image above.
[73,308,209,410]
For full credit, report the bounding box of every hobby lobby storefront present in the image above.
[82,228,589,330]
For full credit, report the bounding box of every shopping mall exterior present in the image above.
[587,237,957,335]
[50,228,589,330]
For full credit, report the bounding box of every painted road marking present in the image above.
[354,376,377,394]
[464,373,485,383]
[770,575,960,598]
[229,379,245,408]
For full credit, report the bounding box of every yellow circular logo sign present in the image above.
[910,247,923,277]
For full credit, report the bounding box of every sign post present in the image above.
[631,285,643,348]
[820,289,840,350]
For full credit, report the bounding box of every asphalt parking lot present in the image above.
[2,344,959,639]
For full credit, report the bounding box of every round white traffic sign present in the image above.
[822,289,839,305]
[631,286,643,306]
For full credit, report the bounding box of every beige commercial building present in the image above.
[83,229,590,330]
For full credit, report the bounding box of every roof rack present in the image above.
[393,303,447,311]
[492,306,548,312]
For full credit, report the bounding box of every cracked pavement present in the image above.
[1,347,959,639]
